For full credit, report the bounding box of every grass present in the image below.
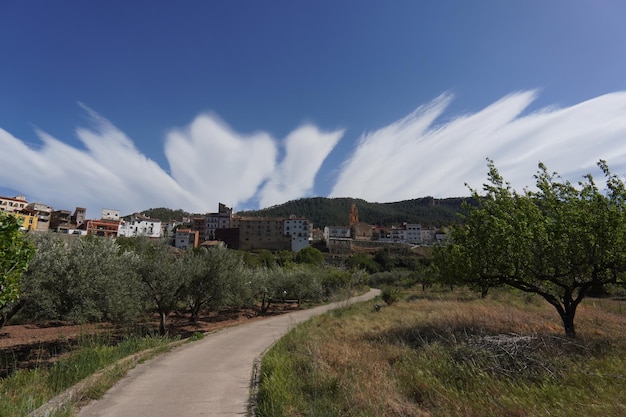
[255,287,626,417]
[0,332,177,417]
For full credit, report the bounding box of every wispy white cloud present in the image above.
[258,125,344,208]
[330,91,626,200]
[2,91,626,220]
[0,108,343,217]
[164,113,278,210]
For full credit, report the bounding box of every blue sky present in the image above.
[2,1,626,217]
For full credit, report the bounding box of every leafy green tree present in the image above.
[434,160,626,337]
[21,235,143,324]
[294,246,324,265]
[275,250,294,267]
[320,267,353,296]
[345,253,379,274]
[182,246,246,321]
[128,238,187,335]
[0,212,34,328]
[257,249,276,268]
[267,266,323,307]
[374,248,394,272]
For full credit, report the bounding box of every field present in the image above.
[256,288,626,417]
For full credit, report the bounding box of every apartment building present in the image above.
[174,228,199,250]
[238,217,291,251]
[191,203,234,242]
[86,219,120,238]
[12,208,38,231]
[72,207,87,225]
[284,215,313,252]
[381,223,423,244]
[324,226,351,247]
[50,209,72,232]
[82,208,122,238]
[26,202,53,232]
[0,195,28,213]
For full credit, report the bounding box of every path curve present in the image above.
[77,289,380,417]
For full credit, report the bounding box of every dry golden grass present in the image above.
[256,288,626,417]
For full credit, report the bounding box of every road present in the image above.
[77,289,380,417]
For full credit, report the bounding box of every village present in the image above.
[1,194,446,254]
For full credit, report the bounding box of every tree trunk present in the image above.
[0,299,25,330]
[480,286,489,299]
[260,293,271,315]
[560,309,576,338]
[159,311,168,336]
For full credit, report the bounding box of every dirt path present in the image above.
[76,289,380,417]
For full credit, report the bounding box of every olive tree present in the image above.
[0,212,34,328]
[182,246,247,322]
[434,160,626,337]
[129,238,187,335]
[20,234,143,323]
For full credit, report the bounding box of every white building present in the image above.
[323,226,352,249]
[118,214,161,238]
[421,226,437,244]
[389,227,407,243]
[0,195,28,213]
[284,216,313,252]
[174,229,198,250]
[406,224,422,244]
[101,209,120,221]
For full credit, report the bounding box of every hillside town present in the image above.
[1,194,446,253]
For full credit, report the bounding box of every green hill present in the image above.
[134,197,472,229]
[237,196,471,228]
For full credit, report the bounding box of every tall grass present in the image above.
[255,288,626,417]
[0,333,176,417]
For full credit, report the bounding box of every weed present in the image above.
[255,289,626,417]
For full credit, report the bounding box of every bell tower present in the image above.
[349,203,359,226]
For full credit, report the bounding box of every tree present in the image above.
[129,238,187,335]
[294,246,324,265]
[182,246,245,322]
[374,248,394,271]
[345,253,380,274]
[0,212,34,328]
[20,234,143,324]
[434,160,626,338]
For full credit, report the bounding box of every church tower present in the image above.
[349,202,359,226]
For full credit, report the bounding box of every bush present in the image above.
[381,287,400,305]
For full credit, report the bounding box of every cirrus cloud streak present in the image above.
[2,90,626,219]
[330,91,626,200]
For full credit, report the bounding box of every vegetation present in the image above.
[238,196,469,228]
[256,287,626,417]
[1,233,371,414]
[435,160,626,337]
[134,207,192,223]
[21,235,142,324]
[7,235,366,336]
[0,212,34,329]
[294,246,324,265]
[0,333,176,417]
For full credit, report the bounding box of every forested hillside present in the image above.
[238,197,471,228]
[133,197,471,228]
[135,207,193,222]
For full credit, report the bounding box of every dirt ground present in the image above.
[0,303,300,377]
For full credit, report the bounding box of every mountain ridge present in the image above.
[139,196,471,229]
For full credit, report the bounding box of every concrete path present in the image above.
[77,289,380,417]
